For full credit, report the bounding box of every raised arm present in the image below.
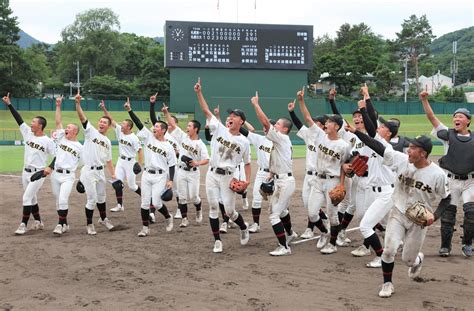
[345,122,386,156]
[55,96,63,129]
[328,88,341,116]
[149,92,159,125]
[194,78,213,119]
[419,91,441,128]
[3,92,24,126]
[244,121,255,133]
[124,101,144,130]
[162,103,176,132]
[297,87,315,127]
[357,99,376,138]
[361,84,378,126]
[213,105,221,123]
[288,100,303,130]
[75,90,88,127]
[99,100,117,127]
[251,91,270,132]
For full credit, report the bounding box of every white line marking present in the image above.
[291,226,360,245]
[0,174,21,178]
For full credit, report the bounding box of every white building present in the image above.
[417,71,453,94]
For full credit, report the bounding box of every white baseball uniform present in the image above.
[170,126,209,205]
[114,124,141,191]
[297,125,320,213]
[137,127,176,210]
[246,131,272,209]
[79,121,112,210]
[165,132,180,197]
[51,129,83,211]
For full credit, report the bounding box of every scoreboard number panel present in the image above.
[165,21,313,70]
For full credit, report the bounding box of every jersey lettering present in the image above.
[355,141,365,149]
[119,138,132,147]
[92,138,110,150]
[307,144,317,152]
[318,143,341,160]
[26,141,46,152]
[58,144,79,157]
[258,145,273,154]
[216,136,241,154]
[181,142,199,156]
[398,175,433,193]
[147,143,168,157]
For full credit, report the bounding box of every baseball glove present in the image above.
[161,188,173,201]
[405,201,434,227]
[133,162,142,175]
[351,154,369,177]
[30,170,45,182]
[329,184,346,206]
[180,155,193,169]
[76,181,85,193]
[229,178,248,193]
[259,180,275,201]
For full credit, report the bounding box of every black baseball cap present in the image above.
[352,109,362,116]
[227,109,246,122]
[406,135,433,155]
[378,116,399,137]
[269,119,277,125]
[453,108,471,119]
[325,114,343,129]
[312,115,328,124]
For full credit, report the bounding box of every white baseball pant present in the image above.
[177,167,201,205]
[115,158,139,191]
[359,184,394,238]
[308,177,340,225]
[269,174,295,225]
[21,169,46,206]
[80,167,107,210]
[50,170,75,211]
[252,169,269,209]
[206,171,238,220]
[141,170,167,210]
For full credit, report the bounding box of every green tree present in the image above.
[393,14,436,93]
[83,75,137,99]
[136,44,170,96]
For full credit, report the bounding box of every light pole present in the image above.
[403,58,408,103]
[74,61,80,94]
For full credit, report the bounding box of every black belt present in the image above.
[120,155,133,161]
[56,169,71,174]
[372,184,394,192]
[145,168,164,174]
[307,171,317,176]
[211,167,232,175]
[259,168,270,172]
[274,173,292,179]
[447,173,474,181]
[90,166,103,170]
[24,168,39,173]
[180,165,197,172]
[317,173,335,179]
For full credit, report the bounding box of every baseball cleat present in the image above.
[316,232,329,249]
[174,209,182,219]
[179,217,189,228]
[408,252,424,279]
[240,223,250,245]
[31,220,44,230]
[461,244,472,257]
[286,231,298,244]
[53,224,63,235]
[137,226,150,237]
[269,244,291,256]
[110,204,124,212]
[351,245,371,257]
[300,228,314,239]
[15,223,27,235]
[196,210,203,223]
[98,217,114,231]
[366,256,382,268]
[321,243,337,254]
[87,224,97,235]
[149,212,156,223]
[248,223,260,233]
[219,222,228,233]
[378,282,394,298]
[213,240,223,253]
[228,219,237,229]
[336,229,351,247]
[438,247,451,257]
[166,216,174,232]
[62,224,70,233]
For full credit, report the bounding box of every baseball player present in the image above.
[2,93,56,235]
[421,91,473,257]
[288,100,330,239]
[149,94,181,220]
[162,103,209,227]
[99,100,143,212]
[125,101,176,237]
[75,91,116,235]
[386,118,409,153]
[51,96,83,235]
[346,127,451,298]
[297,89,352,254]
[194,78,251,254]
[251,91,297,256]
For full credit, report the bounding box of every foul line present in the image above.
[0,174,21,178]
[291,226,360,245]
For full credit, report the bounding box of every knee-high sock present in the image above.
[365,232,383,256]
[96,202,107,220]
[382,260,394,283]
[141,208,150,226]
[115,186,123,205]
[21,205,32,225]
[210,217,220,241]
[135,186,141,196]
[280,213,293,235]
[340,212,353,230]
[272,222,288,248]
[31,204,41,221]
[85,208,94,225]
[178,203,188,218]
[58,209,68,225]
[158,204,171,219]
[252,208,261,224]
[219,202,229,223]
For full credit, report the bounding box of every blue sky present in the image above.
[11,0,474,43]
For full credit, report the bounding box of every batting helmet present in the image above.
[161,188,173,201]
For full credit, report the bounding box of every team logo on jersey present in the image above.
[92,138,110,150]
[216,136,241,154]
[398,175,433,193]
[119,138,132,147]
[318,144,341,160]
[355,141,365,149]
[181,142,199,156]
[59,144,79,157]
[26,141,46,152]
[259,145,273,154]
[147,143,168,157]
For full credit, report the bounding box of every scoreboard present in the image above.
[165,21,313,70]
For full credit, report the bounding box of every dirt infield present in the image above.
[0,159,471,310]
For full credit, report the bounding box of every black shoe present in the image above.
[439,247,451,257]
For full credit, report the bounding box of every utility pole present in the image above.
[403,58,408,103]
[450,41,458,88]
[74,61,80,93]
